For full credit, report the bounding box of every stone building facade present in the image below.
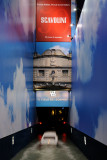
[33,49,72,90]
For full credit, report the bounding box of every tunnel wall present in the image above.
[0,0,37,158]
[0,0,37,149]
[69,0,107,158]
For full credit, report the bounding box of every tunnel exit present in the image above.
[35,89,71,134]
[36,107,69,134]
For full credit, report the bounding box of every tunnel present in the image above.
[0,0,107,160]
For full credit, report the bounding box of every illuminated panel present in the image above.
[36,0,71,42]
[36,91,69,107]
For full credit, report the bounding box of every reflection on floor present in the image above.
[12,134,87,160]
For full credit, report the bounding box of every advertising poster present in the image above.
[36,91,69,107]
[36,0,71,42]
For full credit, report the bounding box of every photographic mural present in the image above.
[70,0,107,146]
[33,49,72,90]
[0,0,36,138]
[34,0,73,107]
[34,42,72,107]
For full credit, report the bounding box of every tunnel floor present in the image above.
[12,134,87,160]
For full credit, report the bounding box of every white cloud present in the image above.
[95,110,107,145]
[19,0,36,35]
[0,87,12,138]
[70,96,79,127]
[4,0,36,36]
[0,59,30,138]
[76,0,106,83]
[50,45,69,55]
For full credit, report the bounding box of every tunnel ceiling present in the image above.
[76,0,85,22]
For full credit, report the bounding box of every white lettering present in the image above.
[41,17,44,23]
[41,17,67,23]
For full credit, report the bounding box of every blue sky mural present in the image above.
[70,0,107,145]
[36,42,71,55]
[0,59,30,137]
[0,0,36,138]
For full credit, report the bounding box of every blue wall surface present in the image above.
[36,91,69,107]
[0,0,36,138]
[70,0,107,145]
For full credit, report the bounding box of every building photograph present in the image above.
[33,49,72,90]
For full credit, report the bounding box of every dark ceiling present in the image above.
[76,0,85,22]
